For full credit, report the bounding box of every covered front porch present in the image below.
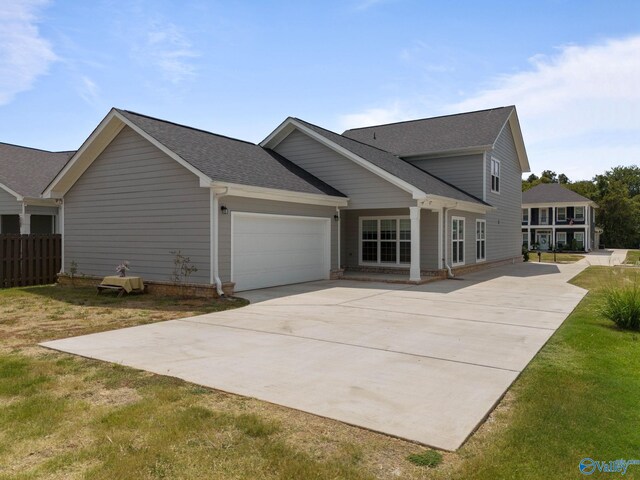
[337,200,488,283]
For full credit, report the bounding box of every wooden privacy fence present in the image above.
[0,234,62,288]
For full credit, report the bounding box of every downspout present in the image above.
[59,199,65,273]
[211,189,227,297]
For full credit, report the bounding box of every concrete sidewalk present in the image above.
[41,253,620,450]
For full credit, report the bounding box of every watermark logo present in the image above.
[579,457,640,475]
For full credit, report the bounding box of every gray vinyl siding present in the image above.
[406,154,484,199]
[64,126,211,283]
[485,123,522,260]
[274,130,414,209]
[447,210,485,266]
[25,205,58,215]
[217,196,337,282]
[342,208,439,270]
[0,188,20,214]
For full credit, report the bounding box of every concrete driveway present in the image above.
[42,252,622,450]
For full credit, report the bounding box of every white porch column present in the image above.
[20,203,30,234]
[409,206,421,282]
[437,208,443,269]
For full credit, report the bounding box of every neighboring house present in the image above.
[0,143,74,234]
[522,183,598,252]
[43,106,529,293]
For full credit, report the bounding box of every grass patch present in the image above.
[530,251,584,263]
[624,249,640,265]
[407,449,442,467]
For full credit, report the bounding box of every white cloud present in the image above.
[449,36,640,178]
[338,101,423,131]
[0,0,56,105]
[78,75,100,105]
[140,20,199,84]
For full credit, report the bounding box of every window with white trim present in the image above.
[360,217,411,265]
[491,158,500,193]
[476,220,486,261]
[522,209,528,224]
[452,217,465,265]
[522,232,528,247]
[539,208,548,225]
[574,206,585,221]
[574,231,585,250]
[556,231,567,247]
[557,207,566,222]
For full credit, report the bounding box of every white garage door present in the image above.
[232,212,331,292]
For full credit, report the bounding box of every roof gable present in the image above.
[522,183,597,205]
[0,143,73,198]
[44,109,346,200]
[261,117,490,209]
[343,106,530,172]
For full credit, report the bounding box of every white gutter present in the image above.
[210,188,227,296]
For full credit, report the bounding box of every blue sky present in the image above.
[1,0,639,180]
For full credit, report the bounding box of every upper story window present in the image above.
[539,208,548,225]
[557,207,567,222]
[491,158,500,193]
[522,208,528,224]
[575,206,585,221]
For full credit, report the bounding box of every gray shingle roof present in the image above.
[522,183,595,204]
[292,118,490,206]
[117,110,346,198]
[342,106,514,157]
[0,143,74,197]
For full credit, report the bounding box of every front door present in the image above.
[536,231,551,250]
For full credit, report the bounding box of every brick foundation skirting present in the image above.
[57,274,235,298]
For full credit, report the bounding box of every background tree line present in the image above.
[522,166,640,248]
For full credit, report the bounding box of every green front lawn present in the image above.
[531,251,584,263]
[624,249,640,265]
[1,268,639,479]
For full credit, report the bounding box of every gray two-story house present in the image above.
[43,106,529,293]
[522,183,598,251]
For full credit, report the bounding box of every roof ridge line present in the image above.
[343,105,514,132]
[293,117,402,157]
[0,142,74,154]
[119,109,257,147]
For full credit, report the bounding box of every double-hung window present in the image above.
[539,209,548,225]
[476,220,486,261]
[360,217,411,265]
[556,231,567,247]
[452,217,465,265]
[491,158,500,193]
[522,208,528,224]
[574,206,585,221]
[557,207,566,222]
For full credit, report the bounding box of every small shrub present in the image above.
[522,246,530,262]
[407,449,442,467]
[601,282,640,330]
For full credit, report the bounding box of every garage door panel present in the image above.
[232,213,330,291]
